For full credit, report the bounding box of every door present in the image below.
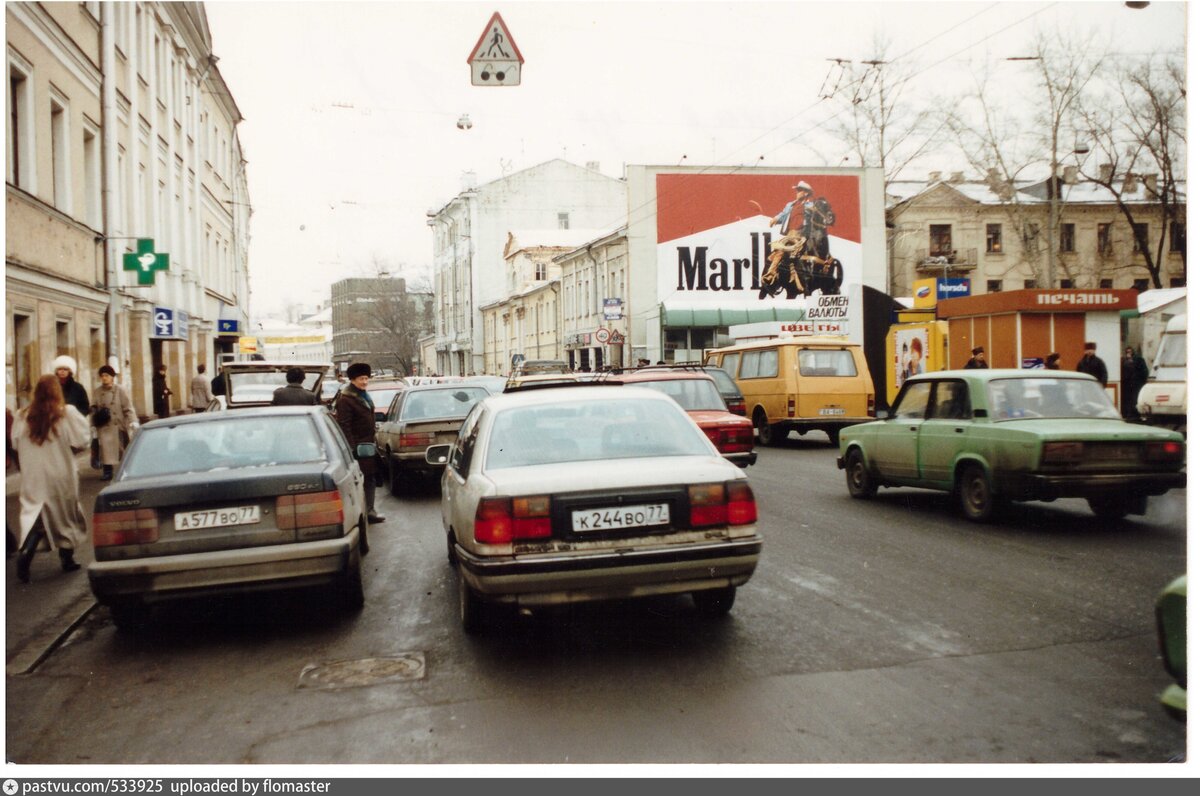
[872,381,931,481]
[918,379,971,486]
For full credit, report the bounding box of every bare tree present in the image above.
[1072,53,1186,288]
[353,257,434,376]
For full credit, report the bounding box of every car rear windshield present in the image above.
[987,377,1122,420]
[229,370,320,402]
[628,379,726,412]
[485,397,711,470]
[797,348,858,377]
[401,387,489,420]
[122,415,327,477]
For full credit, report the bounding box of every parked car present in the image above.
[362,379,410,424]
[503,372,598,393]
[429,386,762,633]
[209,361,331,410]
[87,406,371,630]
[641,363,747,416]
[510,359,570,377]
[602,369,756,467]
[461,375,508,395]
[1155,574,1186,721]
[375,383,491,494]
[837,369,1187,522]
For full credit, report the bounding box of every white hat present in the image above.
[52,355,78,375]
[794,180,813,193]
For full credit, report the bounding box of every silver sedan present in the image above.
[429,386,763,633]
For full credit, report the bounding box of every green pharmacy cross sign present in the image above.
[123,238,170,285]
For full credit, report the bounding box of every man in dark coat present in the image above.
[1076,342,1109,385]
[335,362,384,523]
[52,355,90,417]
[211,366,226,397]
[152,364,172,418]
[271,367,319,406]
[1120,346,1150,418]
[963,346,988,369]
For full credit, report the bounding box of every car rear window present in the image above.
[628,379,726,412]
[401,387,488,420]
[485,397,712,470]
[122,415,326,477]
[228,370,321,402]
[988,377,1121,420]
[798,348,858,377]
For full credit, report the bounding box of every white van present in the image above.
[1137,314,1186,434]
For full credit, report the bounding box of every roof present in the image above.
[887,177,1186,209]
[1137,287,1187,315]
[505,229,610,253]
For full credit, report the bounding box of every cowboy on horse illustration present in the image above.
[753,181,843,300]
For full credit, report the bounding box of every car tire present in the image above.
[458,568,485,635]
[845,448,877,499]
[692,586,736,617]
[388,453,405,496]
[1087,494,1145,521]
[755,412,781,446]
[110,599,150,633]
[339,551,365,612]
[957,463,1002,522]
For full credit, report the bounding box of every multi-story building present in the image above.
[6,2,250,415]
[886,172,1187,298]
[555,227,628,370]
[427,159,627,375]
[330,276,432,377]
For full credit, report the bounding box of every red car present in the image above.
[603,370,756,467]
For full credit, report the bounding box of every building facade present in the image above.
[555,227,628,370]
[6,1,250,416]
[330,276,432,377]
[886,174,1187,299]
[428,159,627,376]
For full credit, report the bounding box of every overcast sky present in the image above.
[203,1,1189,320]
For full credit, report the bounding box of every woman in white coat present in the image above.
[92,364,138,481]
[11,374,90,582]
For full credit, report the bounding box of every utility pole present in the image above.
[100,4,122,373]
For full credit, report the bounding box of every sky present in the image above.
[203,0,1190,320]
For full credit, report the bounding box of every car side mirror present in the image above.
[355,443,378,458]
[973,408,988,418]
[426,444,452,465]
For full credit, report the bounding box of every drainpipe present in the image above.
[100,4,121,371]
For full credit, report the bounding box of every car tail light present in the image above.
[1146,440,1185,462]
[716,426,754,454]
[1042,441,1084,464]
[727,397,746,416]
[787,397,796,417]
[93,509,158,547]
[688,481,757,528]
[475,496,552,543]
[398,431,436,449]
[277,490,343,530]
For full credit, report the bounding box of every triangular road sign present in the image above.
[467,12,523,86]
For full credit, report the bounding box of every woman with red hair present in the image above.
[10,374,90,582]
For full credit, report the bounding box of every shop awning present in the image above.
[660,305,806,327]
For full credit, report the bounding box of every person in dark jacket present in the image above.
[272,367,319,406]
[211,366,226,397]
[1045,352,1062,370]
[963,346,988,369]
[1120,346,1150,418]
[1076,342,1109,385]
[152,364,172,419]
[335,362,384,523]
[52,356,90,417]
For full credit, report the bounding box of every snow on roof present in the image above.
[887,178,1186,208]
[1137,287,1187,315]
[506,228,611,252]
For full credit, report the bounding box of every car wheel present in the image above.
[755,412,780,446]
[339,550,365,612]
[458,568,485,635]
[388,453,405,496]
[110,599,150,633]
[957,463,1001,522]
[845,448,877,499]
[1087,494,1145,521]
[692,586,736,617]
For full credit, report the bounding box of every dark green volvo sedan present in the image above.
[837,369,1186,522]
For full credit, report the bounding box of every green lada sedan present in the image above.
[837,369,1186,522]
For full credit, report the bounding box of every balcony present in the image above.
[915,248,977,272]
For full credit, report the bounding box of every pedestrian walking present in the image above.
[1045,352,1061,370]
[190,363,213,413]
[1075,342,1109,385]
[52,355,90,417]
[272,367,319,406]
[10,374,90,582]
[152,364,172,419]
[1120,346,1150,419]
[211,365,226,397]
[92,365,139,481]
[334,362,385,524]
[964,346,988,369]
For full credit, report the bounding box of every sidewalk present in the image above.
[5,454,106,675]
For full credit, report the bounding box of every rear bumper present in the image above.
[1000,471,1187,501]
[456,535,762,607]
[88,529,358,604]
[782,417,873,432]
[394,450,446,474]
[725,450,758,467]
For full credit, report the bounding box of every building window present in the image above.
[1059,279,1074,289]
[1132,278,1149,292]
[1132,223,1149,254]
[985,224,1002,253]
[986,280,1002,293]
[1097,223,1112,255]
[9,59,34,190]
[11,312,34,409]
[50,96,70,212]
[56,320,70,355]
[1023,279,1038,289]
[1059,223,1075,253]
[558,212,570,230]
[1169,277,1186,288]
[83,123,100,228]
[535,261,546,280]
[1022,223,1040,254]
[1169,222,1185,253]
[929,224,952,257]
[1099,279,1113,289]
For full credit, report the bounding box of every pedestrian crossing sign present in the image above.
[468,12,523,86]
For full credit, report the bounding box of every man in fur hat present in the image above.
[335,363,385,523]
[963,346,989,369]
[52,355,90,417]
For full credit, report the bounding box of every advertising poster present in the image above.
[655,173,863,310]
[895,327,929,389]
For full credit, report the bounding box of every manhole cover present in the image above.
[297,653,426,690]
